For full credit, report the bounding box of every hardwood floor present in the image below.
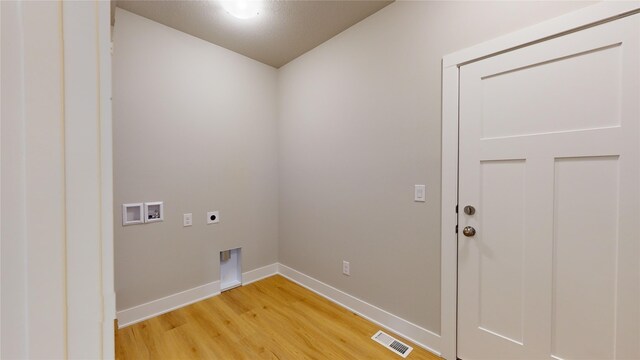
[116,275,441,359]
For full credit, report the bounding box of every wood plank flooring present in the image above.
[116,275,441,359]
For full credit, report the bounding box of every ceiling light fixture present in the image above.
[219,0,261,20]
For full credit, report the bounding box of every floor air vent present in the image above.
[371,330,413,358]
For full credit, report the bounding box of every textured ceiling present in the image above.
[113,0,393,68]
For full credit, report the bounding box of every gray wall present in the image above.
[113,0,593,332]
[277,1,592,334]
[113,9,279,311]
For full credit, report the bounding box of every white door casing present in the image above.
[457,13,639,360]
[0,1,115,358]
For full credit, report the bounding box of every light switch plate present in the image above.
[414,185,426,202]
[183,213,192,227]
[342,260,350,276]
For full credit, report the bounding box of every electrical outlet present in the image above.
[183,213,192,227]
[207,211,220,224]
[342,261,350,276]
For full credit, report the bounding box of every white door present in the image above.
[458,14,640,360]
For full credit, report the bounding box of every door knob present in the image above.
[462,226,476,237]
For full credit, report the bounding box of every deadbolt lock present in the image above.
[463,205,476,215]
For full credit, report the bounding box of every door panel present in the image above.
[481,43,622,139]
[478,160,526,345]
[552,156,619,360]
[458,14,639,360]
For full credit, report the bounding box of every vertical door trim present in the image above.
[62,1,114,357]
[98,0,116,357]
[440,3,640,359]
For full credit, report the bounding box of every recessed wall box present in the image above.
[220,248,242,291]
[144,202,164,223]
[122,203,144,226]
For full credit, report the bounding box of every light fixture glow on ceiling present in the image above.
[220,0,261,20]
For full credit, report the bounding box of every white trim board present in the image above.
[116,280,221,328]
[242,262,279,285]
[277,264,441,357]
[116,263,442,358]
[117,263,279,328]
[442,2,640,68]
[440,3,640,360]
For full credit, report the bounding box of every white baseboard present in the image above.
[242,263,279,285]
[277,263,442,356]
[117,263,280,328]
[116,262,441,357]
[117,280,221,328]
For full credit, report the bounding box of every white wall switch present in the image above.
[183,213,192,227]
[207,211,220,224]
[414,184,426,202]
[342,260,350,276]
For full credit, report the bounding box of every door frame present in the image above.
[63,1,115,357]
[440,3,640,359]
